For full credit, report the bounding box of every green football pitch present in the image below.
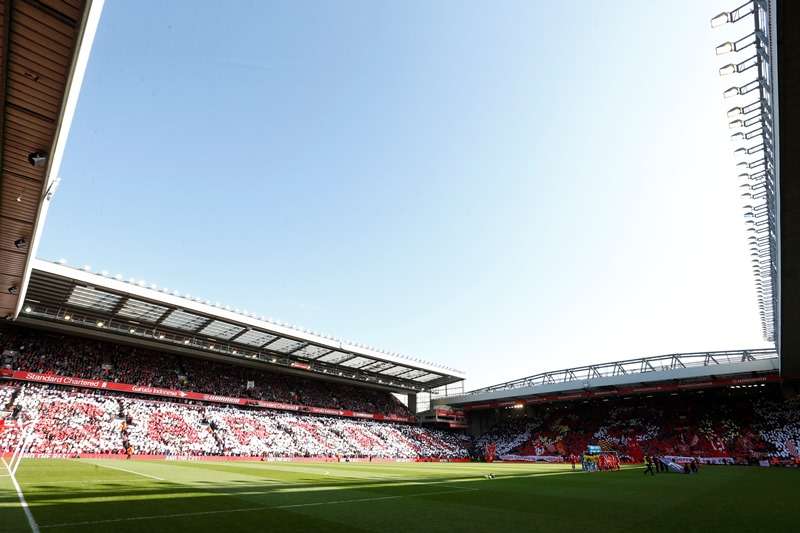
[0,460,796,532]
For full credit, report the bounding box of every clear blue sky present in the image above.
[39,0,771,389]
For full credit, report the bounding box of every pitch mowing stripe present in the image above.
[22,478,144,485]
[37,486,479,529]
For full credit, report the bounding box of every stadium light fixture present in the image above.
[724,87,740,98]
[716,41,735,55]
[158,334,165,340]
[129,327,136,334]
[710,12,729,28]
[184,339,190,345]
[727,107,743,119]
[63,314,71,321]
[719,63,738,76]
[24,306,31,313]
[96,321,104,328]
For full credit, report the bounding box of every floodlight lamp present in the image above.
[63,314,71,321]
[710,12,729,28]
[729,119,743,129]
[716,41,734,55]
[184,339,190,345]
[24,306,31,313]
[731,132,744,141]
[129,327,135,333]
[719,63,737,76]
[96,321,104,328]
[727,107,743,119]
[158,334,165,340]
[724,87,740,98]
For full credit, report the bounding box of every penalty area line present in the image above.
[39,486,478,529]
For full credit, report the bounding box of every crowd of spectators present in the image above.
[0,383,470,459]
[0,385,14,411]
[0,326,408,416]
[754,398,800,459]
[121,398,219,456]
[474,417,541,455]
[476,389,800,462]
[0,386,122,454]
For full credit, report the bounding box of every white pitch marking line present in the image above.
[3,459,40,533]
[39,487,478,529]
[84,461,165,481]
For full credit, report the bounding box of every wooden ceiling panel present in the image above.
[1,173,41,219]
[38,0,81,23]
[0,214,33,250]
[0,246,28,272]
[0,0,88,317]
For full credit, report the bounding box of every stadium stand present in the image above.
[1,329,795,464]
[0,326,409,416]
[473,389,800,464]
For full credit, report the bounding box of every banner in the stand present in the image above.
[662,455,734,465]
[499,454,564,463]
[0,369,415,423]
[0,452,466,463]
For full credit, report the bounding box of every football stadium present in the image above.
[1,1,798,532]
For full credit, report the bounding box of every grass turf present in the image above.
[0,460,796,532]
